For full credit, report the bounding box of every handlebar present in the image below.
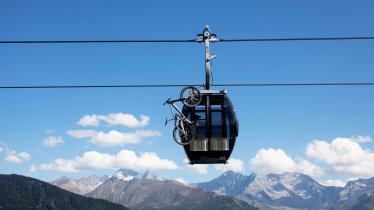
[163,97,183,105]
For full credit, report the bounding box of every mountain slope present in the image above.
[0,174,128,210]
[334,178,374,210]
[50,175,108,195]
[196,171,342,210]
[88,169,257,210]
[197,170,249,196]
[338,177,374,201]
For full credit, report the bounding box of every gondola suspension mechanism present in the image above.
[164,26,239,164]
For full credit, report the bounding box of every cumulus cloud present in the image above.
[42,136,64,148]
[40,149,178,172]
[1,142,31,164]
[294,158,325,177]
[67,130,97,138]
[29,164,37,174]
[306,136,374,176]
[67,129,160,147]
[78,115,100,127]
[77,113,149,128]
[319,179,346,187]
[5,151,31,164]
[183,158,208,174]
[90,130,160,147]
[175,178,188,185]
[100,113,149,128]
[351,135,372,143]
[5,154,23,163]
[249,148,324,177]
[214,158,244,173]
[249,148,295,174]
[18,152,31,161]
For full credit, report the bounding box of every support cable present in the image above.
[1,82,374,89]
[1,37,374,44]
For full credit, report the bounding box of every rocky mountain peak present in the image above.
[50,174,109,195]
[113,169,141,181]
[141,170,164,181]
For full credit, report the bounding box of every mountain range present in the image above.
[50,174,109,195]
[50,169,374,210]
[86,169,255,210]
[196,170,374,210]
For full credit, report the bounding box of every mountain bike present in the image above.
[164,86,202,145]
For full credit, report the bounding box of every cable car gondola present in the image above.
[164,26,239,164]
[182,88,238,164]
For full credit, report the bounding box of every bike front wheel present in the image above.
[173,127,193,145]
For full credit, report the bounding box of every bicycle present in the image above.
[164,86,202,145]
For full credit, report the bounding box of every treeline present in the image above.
[0,174,128,210]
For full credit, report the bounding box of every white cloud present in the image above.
[306,136,374,177]
[249,148,324,177]
[187,164,209,174]
[0,141,31,164]
[40,149,178,172]
[91,130,160,147]
[67,130,97,138]
[294,158,324,177]
[18,152,31,161]
[5,155,23,163]
[175,178,188,185]
[77,113,149,128]
[42,136,64,148]
[67,129,160,147]
[41,158,79,172]
[214,158,244,173]
[249,148,295,174]
[5,152,31,164]
[183,158,209,174]
[351,135,372,143]
[99,113,149,128]
[78,114,100,127]
[29,164,37,174]
[319,179,346,187]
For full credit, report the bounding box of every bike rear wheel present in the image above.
[173,127,193,145]
[180,86,202,107]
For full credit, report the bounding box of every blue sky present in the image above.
[1,0,374,186]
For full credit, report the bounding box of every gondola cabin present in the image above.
[182,89,238,164]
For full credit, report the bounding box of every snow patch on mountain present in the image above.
[113,169,142,181]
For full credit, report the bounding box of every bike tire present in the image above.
[180,86,202,107]
[173,127,193,145]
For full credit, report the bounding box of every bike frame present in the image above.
[166,98,192,126]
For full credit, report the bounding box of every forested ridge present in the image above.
[0,174,128,210]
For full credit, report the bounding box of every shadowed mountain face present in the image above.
[87,169,257,210]
[0,174,128,210]
[333,177,374,210]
